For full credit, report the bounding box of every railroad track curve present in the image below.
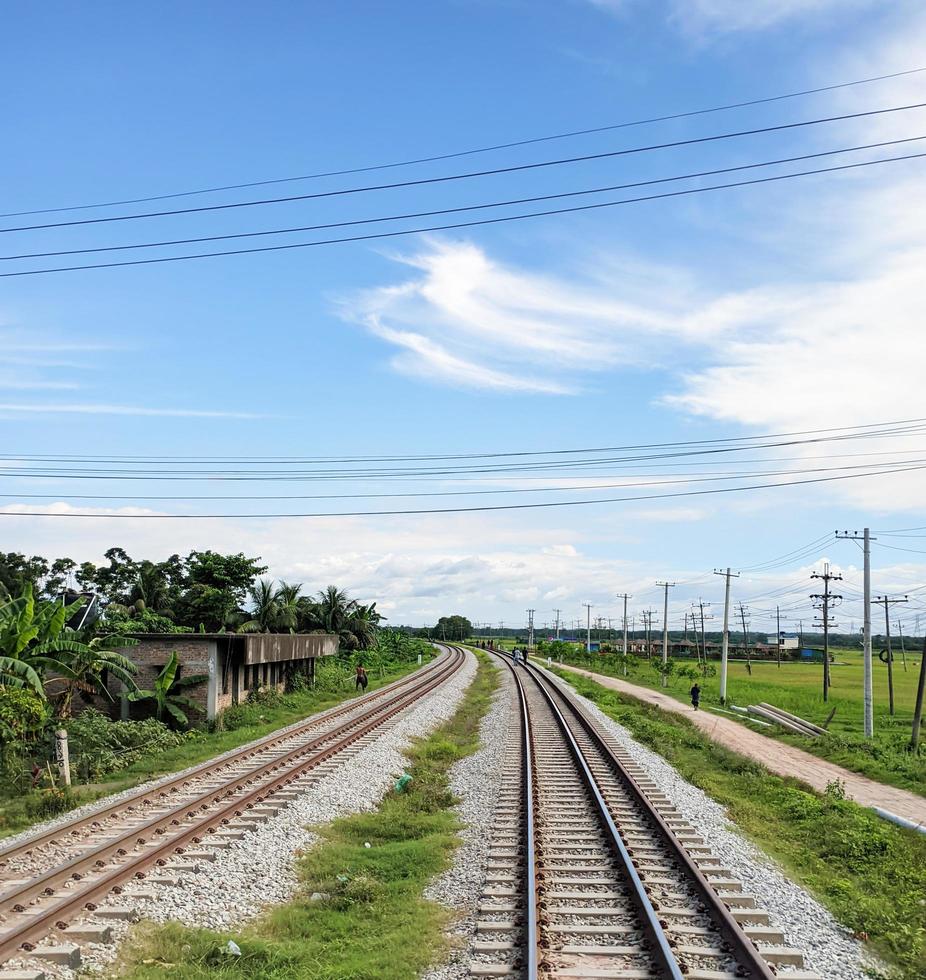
[472,653,818,980]
[0,644,467,969]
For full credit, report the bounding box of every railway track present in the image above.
[0,644,466,972]
[472,654,819,979]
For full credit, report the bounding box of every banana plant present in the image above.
[127,651,206,727]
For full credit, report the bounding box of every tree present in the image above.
[173,551,267,631]
[434,615,473,641]
[237,579,281,634]
[275,581,302,632]
[127,651,207,727]
[0,552,50,600]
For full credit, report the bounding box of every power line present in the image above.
[4,134,924,263]
[6,65,925,220]
[1,458,920,502]
[3,417,923,465]
[4,101,925,237]
[2,425,924,480]
[3,460,926,518]
[4,148,926,279]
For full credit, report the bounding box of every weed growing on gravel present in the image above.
[553,668,926,980]
[115,652,499,980]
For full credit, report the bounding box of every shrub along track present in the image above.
[0,645,466,972]
[472,654,818,979]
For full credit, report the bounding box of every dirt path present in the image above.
[555,662,926,828]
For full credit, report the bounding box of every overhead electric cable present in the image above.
[1,458,918,502]
[4,149,926,278]
[5,65,924,218]
[1,417,922,464]
[3,134,924,263]
[2,101,925,236]
[3,461,926,518]
[1,425,924,479]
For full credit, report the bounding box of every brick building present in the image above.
[117,632,338,722]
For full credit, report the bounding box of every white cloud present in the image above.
[343,239,680,394]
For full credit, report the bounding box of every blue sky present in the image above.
[2,0,925,632]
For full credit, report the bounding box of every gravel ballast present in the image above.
[538,663,881,980]
[421,654,514,980]
[15,651,477,979]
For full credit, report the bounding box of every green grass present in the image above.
[0,661,425,841]
[549,647,926,797]
[112,652,499,980]
[549,666,926,980]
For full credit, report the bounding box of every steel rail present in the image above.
[529,659,779,980]
[0,647,453,867]
[507,661,540,977]
[0,646,465,962]
[510,655,683,980]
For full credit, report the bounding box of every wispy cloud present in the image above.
[586,0,878,34]
[342,238,679,394]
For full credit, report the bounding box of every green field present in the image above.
[517,642,926,797]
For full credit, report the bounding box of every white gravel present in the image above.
[18,651,477,978]
[538,664,884,980]
[421,655,514,980]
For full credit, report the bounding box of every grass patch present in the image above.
[549,666,926,980]
[0,661,424,841]
[112,651,499,980]
[548,649,926,797]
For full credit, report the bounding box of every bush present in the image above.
[66,709,190,780]
[0,686,49,742]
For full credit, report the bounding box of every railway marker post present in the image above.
[55,728,71,787]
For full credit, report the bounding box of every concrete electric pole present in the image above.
[836,530,875,736]
[714,567,739,705]
[656,581,676,687]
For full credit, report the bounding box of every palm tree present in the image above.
[237,578,281,634]
[315,586,353,635]
[347,601,381,651]
[126,651,206,727]
[275,581,302,632]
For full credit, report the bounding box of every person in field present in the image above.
[690,682,701,710]
[356,664,368,691]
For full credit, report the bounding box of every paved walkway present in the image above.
[555,662,926,828]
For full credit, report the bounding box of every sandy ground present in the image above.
[555,662,926,827]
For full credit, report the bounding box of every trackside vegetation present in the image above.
[549,667,926,980]
[114,652,498,980]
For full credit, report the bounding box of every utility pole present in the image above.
[714,568,740,705]
[527,609,535,651]
[698,600,713,676]
[911,632,926,751]
[810,563,843,702]
[896,620,908,672]
[775,605,785,669]
[656,581,676,687]
[583,603,593,653]
[553,609,561,641]
[837,529,875,737]
[736,602,752,675]
[617,593,631,658]
[642,609,658,657]
[875,594,908,716]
